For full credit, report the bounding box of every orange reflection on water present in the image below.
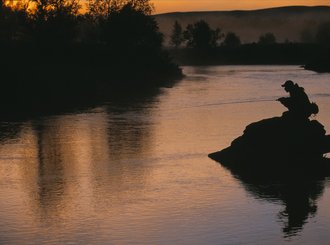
[0,111,112,228]
[0,102,240,243]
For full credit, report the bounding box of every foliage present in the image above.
[87,0,153,20]
[183,20,222,50]
[1,0,182,87]
[127,0,154,15]
[85,0,159,48]
[100,2,162,50]
[223,32,241,47]
[170,20,183,48]
[258,32,277,45]
[0,0,12,40]
[30,0,81,43]
[88,0,122,20]
[0,0,29,41]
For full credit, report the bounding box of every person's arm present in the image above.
[277,97,290,108]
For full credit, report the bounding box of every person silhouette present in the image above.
[277,80,318,119]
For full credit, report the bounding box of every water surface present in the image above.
[1,66,330,244]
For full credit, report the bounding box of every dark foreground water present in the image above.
[1,66,330,244]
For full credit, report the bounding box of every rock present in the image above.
[209,115,330,174]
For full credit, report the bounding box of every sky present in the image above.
[152,0,330,13]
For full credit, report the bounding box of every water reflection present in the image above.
[223,164,326,237]
[1,66,330,244]
[0,122,22,143]
[0,87,163,236]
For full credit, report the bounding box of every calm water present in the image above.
[1,66,330,244]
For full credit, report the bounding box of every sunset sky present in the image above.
[152,0,330,13]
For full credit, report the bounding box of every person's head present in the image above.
[281,80,295,92]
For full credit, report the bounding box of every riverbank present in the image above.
[168,43,330,70]
[304,57,330,73]
[0,42,183,115]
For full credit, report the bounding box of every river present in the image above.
[1,66,330,244]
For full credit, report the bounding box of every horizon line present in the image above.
[154,4,330,15]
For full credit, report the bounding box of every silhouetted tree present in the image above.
[183,20,222,50]
[0,0,29,41]
[85,0,184,82]
[128,0,154,14]
[88,0,153,19]
[86,0,155,43]
[0,0,181,85]
[258,32,276,45]
[99,0,162,50]
[31,0,80,43]
[316,22,330,45]
[87,0,113,20]
[0,0,12,40]
[170,20,183,48]
[223,32,241,48]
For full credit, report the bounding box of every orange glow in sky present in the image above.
[152,0,330,13]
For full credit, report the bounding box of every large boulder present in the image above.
[209,115,330,174]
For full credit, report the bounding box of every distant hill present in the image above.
[154,6,330,45]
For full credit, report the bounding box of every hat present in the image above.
[281,80,294,88]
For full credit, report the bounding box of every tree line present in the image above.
[169,20,330,50]
[2,1,329,50]
[0,0,183,84]
[166,19,330,68]
[1,1,329,73]
[0,0,165,49]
